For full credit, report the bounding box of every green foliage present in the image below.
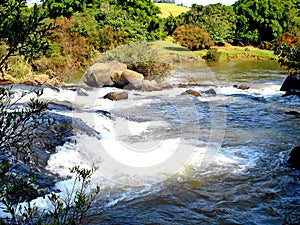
[0,1,50,78]
[0,88,48,223]
[41,166,100,225]
[99,41,172,78]
[203,49,221,62]
[163,14,183,35]
[7,56,33,80]
[275,43,300,72]
[172,24,214,51]
[44,0,88,18]
[35,16,94,81]
[94,0,166,41]
[233,0,300,46]
[165,4,236,44]
[94,25,129,52]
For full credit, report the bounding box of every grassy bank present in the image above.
[196,44,277,61]
[155,3,189,18]
[153,40,277,62]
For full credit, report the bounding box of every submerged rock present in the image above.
[280,72,300,92]
[158,81,173,89]
[285,111,300,117]
[287,146,300,169]
[178,83,201,88]
[76,87,89,96]
[281,89,300,97]
[181,89,201,97]
[104,91,128,101]
[140,83,162,92]
[234,84,250,90]
[203,88,217,96]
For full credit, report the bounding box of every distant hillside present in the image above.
[155,3,189,18]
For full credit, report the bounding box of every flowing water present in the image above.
[11,60,300,224]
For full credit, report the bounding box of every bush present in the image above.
[7,56,33,80]
[172,24,214,51]
[203,49,221,62]
[275,44,300,73]
[95,25,129,52]
[128,61,172,79]
[37,17,94,81]
[277,31,300,48]
[99,41,173,79]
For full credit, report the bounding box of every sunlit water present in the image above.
[8,60,300,224]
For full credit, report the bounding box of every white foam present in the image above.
[220,85,283,98]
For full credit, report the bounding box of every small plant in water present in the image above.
[41,166,100,225]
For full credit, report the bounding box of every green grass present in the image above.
[155,3,189,18]
[152,40,276,62]
[196,45,276,61]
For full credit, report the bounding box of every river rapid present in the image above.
[10,60,300,224]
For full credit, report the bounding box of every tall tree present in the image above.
[233,0,299,46]
[0,0,87,80]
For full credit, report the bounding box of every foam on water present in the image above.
[220,84,283,98]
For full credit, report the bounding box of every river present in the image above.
[14,60,300,224]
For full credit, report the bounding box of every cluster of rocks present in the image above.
[83,61,170,92]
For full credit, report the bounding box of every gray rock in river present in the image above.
[181,89,201,97]
[280,72,300,92]
[233,84,250,90]
[104,91,128,101]
[287,146,300,169]
[203,88,217,96]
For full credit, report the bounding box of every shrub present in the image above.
[128,61,172,79]
[99,41,173,79]
[203,49,221,62]
[275,43,300,72]
[172,24,214,51]
[7,56,33,80]
[95,25,129,52]
[37,17,94,81]
[277,31,300,48]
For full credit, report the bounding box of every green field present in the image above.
[152,39,276,62]
[155,3,189,18]
[195,45,276,61]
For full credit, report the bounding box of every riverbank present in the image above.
[154,40,277,62]
[0,40,278,86]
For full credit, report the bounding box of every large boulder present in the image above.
[287,146,300,169]
[280,72,300,92]
[84,61,127,88]
[288,145,300,170]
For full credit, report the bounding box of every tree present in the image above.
[95,0,167,41]
[233,0,299,46]
[0,1,49,79]
[166,3,236,45]
[172,24,214,50]
[0,0,88,80]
